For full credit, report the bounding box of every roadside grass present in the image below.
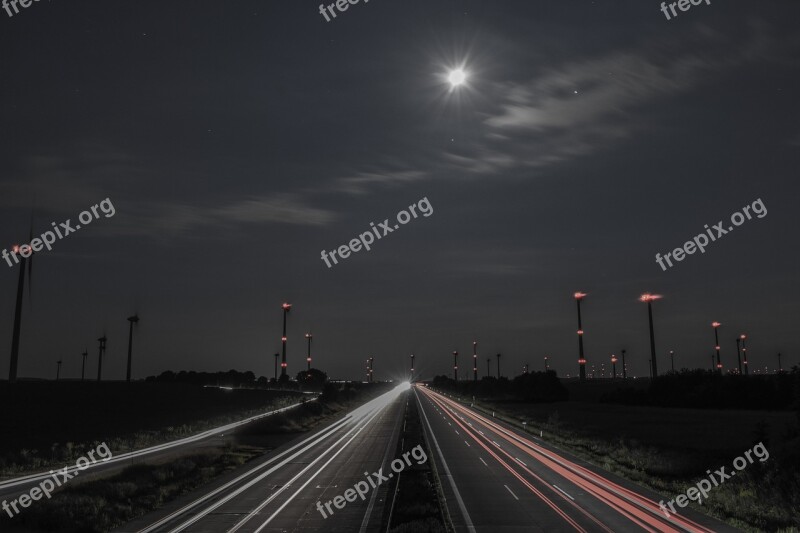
[0,448,256,533]
[469,399,800,532]
[0,383,304,478]
[386,393,448,533]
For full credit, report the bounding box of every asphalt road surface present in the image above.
[118,383,410,533]
[416,385,742,533]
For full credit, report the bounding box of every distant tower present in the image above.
[96,336,107,381]
[574,292,587,382]
[473,341,478,381]
[305,333,313,371]
[280,303,291,378]
[621,350,627,379]
[126,314,139,383]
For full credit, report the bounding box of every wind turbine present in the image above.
[81,349,88,381]
[8,214,35,382]
[96,335,107,381]
[126,314,140,383]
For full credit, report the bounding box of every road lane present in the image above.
[417,386,741,533]
[118,383,409,533]
[417,387,597,532]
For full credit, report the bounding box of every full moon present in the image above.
[448,69,466,87]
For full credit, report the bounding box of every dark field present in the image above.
[0,382,303,475]
[487,399,794,458]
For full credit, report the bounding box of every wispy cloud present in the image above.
[212,194,336,226]
[451,23,773,175]
[310,23,777,197]
[119,193,338,239]
[331,169,428,195]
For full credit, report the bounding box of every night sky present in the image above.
[2,0,799,382]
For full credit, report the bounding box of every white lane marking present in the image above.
[250,410,385,533]
[504,485,520,500]
[553,484,575,501]
[479,457,488,467]
[515,457,527,467]
[134,413,347,533]
[359,398,405,533]
[478,430,484,436]
[455,430,459,435]
[166,415,361,533]
[464,441,470,447]
[492,440,501,448]
[416,390,476,533]
[166,386,408,533]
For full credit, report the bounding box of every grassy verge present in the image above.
[0,383,304,478]
[386,392,449,533]
[463,397,799,532]
[0,446,256,533]
[0,383,307,478]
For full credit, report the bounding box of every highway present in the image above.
[416,385,741,533]
[2,383,746,532]
[118,383,410,533]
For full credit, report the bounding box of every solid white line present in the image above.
[250,410,386,533]
[168,414,369,533]
[504,485,520,500]
[134,414,349,533]
[553,484,575,501]
[359,404,403,533]
[416,390,476,533]
[229,416,378,533]
[164,385,408,533]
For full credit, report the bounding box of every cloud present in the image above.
[0,143,337,241]
[119,193,338,240]
[309,23,777,195]
[0,142,144,213]
[330,170,428,195]
[212,194,336,226]
[445,22,774,175]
